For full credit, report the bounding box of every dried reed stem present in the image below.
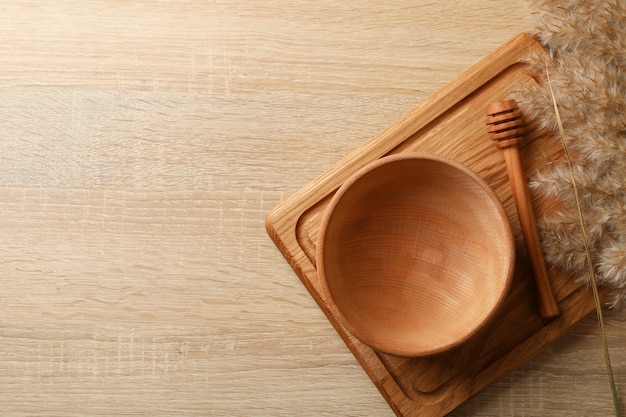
[546,62,622,417]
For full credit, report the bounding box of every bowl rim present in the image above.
[316,152,515,357]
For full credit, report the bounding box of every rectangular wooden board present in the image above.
[265,33,603,416]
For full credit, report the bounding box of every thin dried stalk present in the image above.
[546,62,622,417]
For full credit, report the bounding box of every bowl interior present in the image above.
[317,154,514,357]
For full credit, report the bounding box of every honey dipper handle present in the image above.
[502,145,560,318]
[487,100,560,319]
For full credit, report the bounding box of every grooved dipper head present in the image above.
[486,99,525,149]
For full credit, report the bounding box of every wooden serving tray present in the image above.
[266,33,603,416]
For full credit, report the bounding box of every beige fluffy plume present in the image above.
[518,0,626,307]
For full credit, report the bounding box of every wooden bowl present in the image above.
[317,154,515,357]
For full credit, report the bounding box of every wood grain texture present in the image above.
[0,1,623,416]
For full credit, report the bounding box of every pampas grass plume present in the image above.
[520,0,626,307]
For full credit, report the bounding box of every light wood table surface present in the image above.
[1,1,624,416]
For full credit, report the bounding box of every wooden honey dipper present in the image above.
[486,99,560,319]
